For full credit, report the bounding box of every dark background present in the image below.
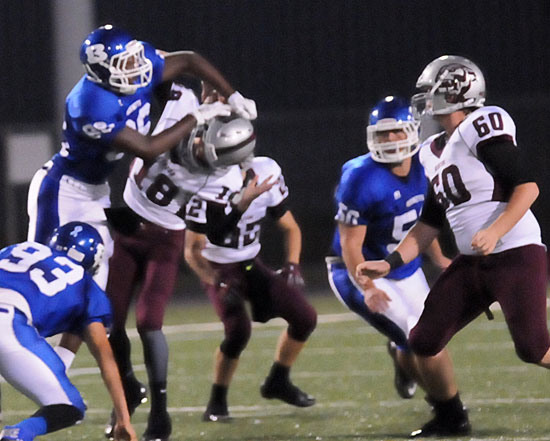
[2,1,549,283]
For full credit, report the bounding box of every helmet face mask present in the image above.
[81,25,153,95]
[412,55,486,118]
[48,222,104,274]
[366,96,420,164]
[177,115,256,171]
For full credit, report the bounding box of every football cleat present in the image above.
[260,380,316,407]
[410,413,472,438]
[387,341,417,399]
[202,404,232,423]
[105,381,148,440]
[141,412,172,441]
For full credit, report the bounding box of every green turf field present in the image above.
[2,293,550,441]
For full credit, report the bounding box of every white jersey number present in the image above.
[0,242,84,296]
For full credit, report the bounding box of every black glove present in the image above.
[277,262,305,289]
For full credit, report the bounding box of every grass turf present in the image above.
[2,293,550,440]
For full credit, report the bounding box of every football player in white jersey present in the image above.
[103,83,269,441]
[358,55,548,438]
[184,156,317,422]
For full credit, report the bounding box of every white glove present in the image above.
[191,102,232,125]
[228,91,257,120]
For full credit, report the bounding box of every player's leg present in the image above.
[26,165,59,244]
[103,231,145,440]
[326,257,418,397]
[203,265,251,422]
[408,256,484,438]
[488,245,550,365]
[0,306,85,441]
[135,225,184,440]
[251,260,317,407]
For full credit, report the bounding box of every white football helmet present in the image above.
[179,115,256,171]
[411,55,486,119]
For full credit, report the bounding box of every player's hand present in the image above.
[277,262,305,289]
[192,101,232,125]
[355,260,391,283]
[363,286,392,313]
[234,174,275,212]
[471,228,498,255]
[228,91,257,120]
[113,422,138,441]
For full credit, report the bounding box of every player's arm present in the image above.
[472,138,538,255]
[83,321,137,441]
[184,229,218,285]
[355,187,444,283]
[425,237,452,269]
[162,51,256,119]
[275,210,306,288]
[111,100,230,161]
[339,222,392,312]
[162,51,234,98]
[276,210,302,264]
[355,221,440,283]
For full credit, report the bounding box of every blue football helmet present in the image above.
[48,222,104,273]
[366,96,420,163]
[80,24,153,95]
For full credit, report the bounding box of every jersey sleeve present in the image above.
[419,186,446,230]
[334,165,370,226]
[68,86,127,143]
[152,83,199,135]
[459,106,517,156]
[82,277,112,330]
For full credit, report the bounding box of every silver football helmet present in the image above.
[179,115,256,171]
[411,55,486,119]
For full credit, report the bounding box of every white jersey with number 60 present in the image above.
[419,105,541,255]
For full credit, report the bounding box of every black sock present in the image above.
[432,393,467,421]
[266,362,290,385]
[149,381,167,416]
[209,384,228,405]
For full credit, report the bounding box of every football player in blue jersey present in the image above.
[24,24,256,419]
[326,96,458,403]
[27,24,256,290]
[0,222,137,441]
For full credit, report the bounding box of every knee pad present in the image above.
[32,404,84,433]
[288,306,317,342]
[219,322,251,359]
[515,345,544,364]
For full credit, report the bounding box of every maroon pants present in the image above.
[410,244,549,363]
[205,258,317,358]
[106,222,185,331]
